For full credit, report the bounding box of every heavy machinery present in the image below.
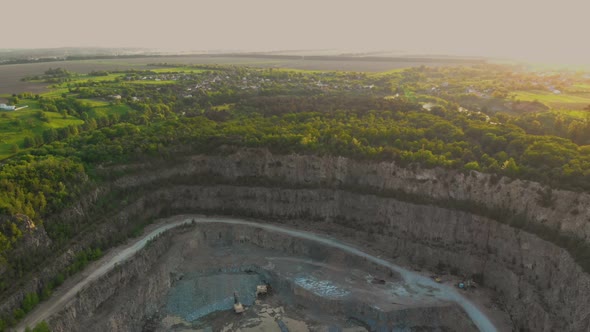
[233,292,245,314]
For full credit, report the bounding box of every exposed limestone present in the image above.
[112,149,590,242]
[5,149,590,331]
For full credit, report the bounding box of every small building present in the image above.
[0,104,16,111]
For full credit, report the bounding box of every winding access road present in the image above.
[17,216,498,332]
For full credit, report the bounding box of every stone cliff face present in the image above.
[0,215,52,316]
[116,149,590,242]
[6,149,590,331]
[48,232,175,332]
[109,149,590,331]
[127,185,588,331]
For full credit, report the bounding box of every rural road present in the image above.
[17,216,498,332]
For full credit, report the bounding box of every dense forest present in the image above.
[1,63,590,329]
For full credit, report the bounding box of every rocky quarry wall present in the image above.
[48,231,175,332]
[7,149,590,331]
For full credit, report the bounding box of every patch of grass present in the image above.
[71,59,148,67]
[212,103,234,111]
[513,90,590,109]
[568,83,590,92]
[80,100,131,118]
[151,67,206,74]
[0,92,132,159]
[0,99,83,159]
[550,109,590,119]
[268,68,329,74]
[123,80,177,85]
[39,87,70,98]
[370,68,405,77]
[67,73,123,84]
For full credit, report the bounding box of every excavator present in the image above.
[233,292,245,314]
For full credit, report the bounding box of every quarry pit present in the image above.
[20,216,510,332]
[13,149,590,331]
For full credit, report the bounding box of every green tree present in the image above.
[42,128,58,143]
[464,161,481,171]
[502,158,520,176]
[23,136,35,148]
[13,308,24,320]
[25,321,51,332]
[22,292,39,313]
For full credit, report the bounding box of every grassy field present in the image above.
[212,103,234,111]
[68,73,122,84]
[151,67,206,74]
[0,90,132,159]
[40,87,70,98]
[80,99,132,118]
[570,83,590,91]
[554,109,590,119]
[0,99,83,159]
[124,80,177,85]
[513,90,590,109]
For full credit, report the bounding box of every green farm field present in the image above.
[0,99,83,159]
[80,99,132,118]
[0,92,131,159]
[513,90,590,109]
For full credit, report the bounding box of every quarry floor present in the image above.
[17,215,513,332]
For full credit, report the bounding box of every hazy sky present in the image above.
[4,0,590,64]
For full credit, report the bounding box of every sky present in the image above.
[4,0,590,64]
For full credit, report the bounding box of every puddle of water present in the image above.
[166,272,264,322]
